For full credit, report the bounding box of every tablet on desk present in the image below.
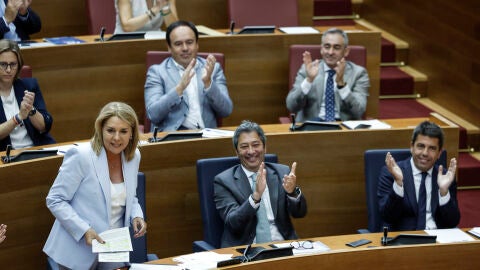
[106,32,146,41]
[237,26,276,34]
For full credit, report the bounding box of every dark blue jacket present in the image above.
[0,78,55,151]
[0,1,41,40]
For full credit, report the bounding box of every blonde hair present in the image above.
[0,39,24,79]
[91,102,140,161]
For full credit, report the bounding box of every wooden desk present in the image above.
[0,116,458,268]
[149,230,480,270]
[21,27,380,143]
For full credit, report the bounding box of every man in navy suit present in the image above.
[1,0,41,41]
[378,121,460,231]
[214,120,307,247]
[144,20,233,131]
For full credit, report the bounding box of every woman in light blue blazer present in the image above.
[43,102,147,269]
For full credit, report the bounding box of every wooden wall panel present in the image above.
[361,0,480,126]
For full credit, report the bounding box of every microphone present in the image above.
[289,113,296,131]
[148,127,159,143]
[229,20,235,35]
[242,244,252,262]
[3,145,12,163]
[381,226,389,246]
[99,26,106,42]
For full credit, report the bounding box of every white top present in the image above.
[1,87,33,149]
[110,181,126,228]
[114,0,165,34]
[173,60,206,129]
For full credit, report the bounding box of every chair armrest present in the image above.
[193,240,216,252]
[147,253,160,261]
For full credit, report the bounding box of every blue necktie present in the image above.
[251,173,272,243]
[324,69,336,122]
[416,172,428,230]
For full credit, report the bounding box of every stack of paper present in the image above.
[173,251,233,270]
[92,227,133,262]
[425,228,476,243]
[467,227,480,238]
[202,128,234,138]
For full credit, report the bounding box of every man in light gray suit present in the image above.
[286,28,370,122]
[144,20,233,131]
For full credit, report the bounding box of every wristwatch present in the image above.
[29,107,37,116]
[337,82,347,89]
[287,186,301,197]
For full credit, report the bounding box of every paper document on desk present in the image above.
[279,27,319,34]
[202,128,234,138]
[425,228,476,243]
[173,251,233,270]
[341,119,392,130]
[468,227,480,238]
[273,241,330,255]
[196,25,226,36]
[145,31,166,39]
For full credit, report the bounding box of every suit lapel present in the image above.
[266,166,279,217]
[233,166,252,200]
[430,166,439,215]
[315,62,326,112]
[90,147,112,220]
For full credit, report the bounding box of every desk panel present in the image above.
[0,117,457,268]
[21,30,380,143]
[150,230,479,270]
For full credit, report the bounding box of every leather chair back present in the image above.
[85,0,116,34]
[228,0,298,28]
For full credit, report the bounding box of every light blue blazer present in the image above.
[144,56,233,131]
[43,143,143,269]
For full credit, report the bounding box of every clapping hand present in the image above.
[303,51,319,83]
[438,158,457,196]
[202,54,216,88]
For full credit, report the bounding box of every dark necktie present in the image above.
[416,172,428,230]
[324,69,336,122]
[251,173,272,243]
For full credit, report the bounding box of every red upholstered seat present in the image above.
[142,51,225,133]
[312,0,356,26]
[228,0,298,28]
[20,65,32,78]
[85,0,116,34]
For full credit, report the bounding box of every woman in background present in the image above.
[115,0,178,34]
[43,102,147,269]
[0,39,55,152]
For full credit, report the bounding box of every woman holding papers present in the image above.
[114,0,178,34]
[43,102,147,269]
[0,39,55,152]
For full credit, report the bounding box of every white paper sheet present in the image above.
[279,27,319,34]
[425,228,476,243]
[92,227,133,253]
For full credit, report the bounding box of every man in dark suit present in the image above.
[214,120,307,248]
[378,121,460,231]
[1,0,42,41]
